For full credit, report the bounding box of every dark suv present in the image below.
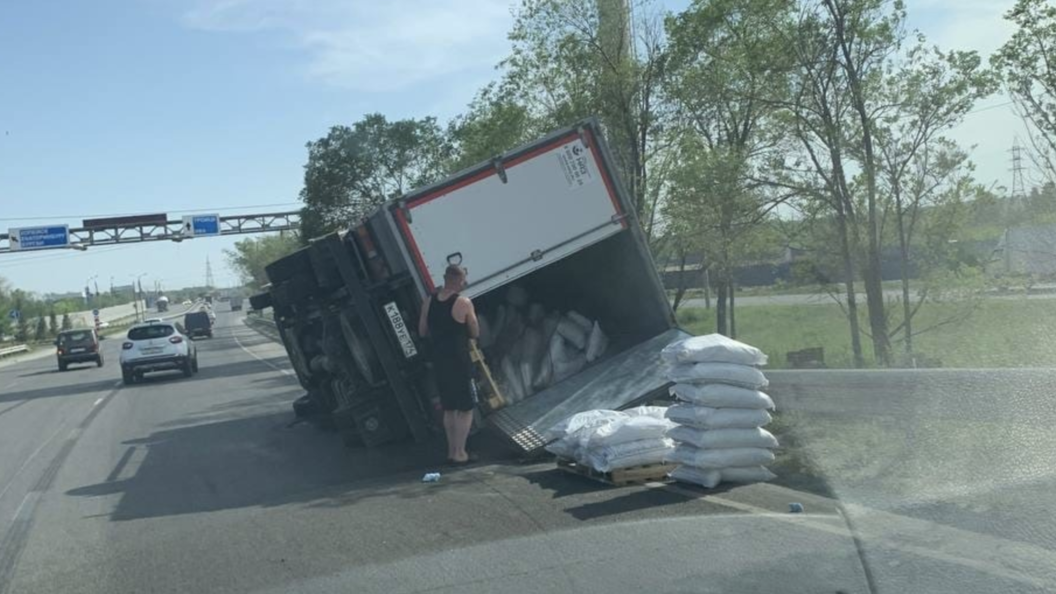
[183,311,213,339]
[55,329,103,371]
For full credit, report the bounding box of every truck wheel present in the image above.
[182,358,194,377]
[191,356,199,373]
[58,361,67,372]
[122,368,134,385]
[96,356,104,368]
[292,394,316,418]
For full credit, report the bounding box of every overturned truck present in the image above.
[251,118,688,452]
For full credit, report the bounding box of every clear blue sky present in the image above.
[0,0,1020,295]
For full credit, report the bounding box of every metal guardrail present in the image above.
[0,344,30,358]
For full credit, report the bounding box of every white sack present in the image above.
[550,332,586,382]
[581,416,676,449]
[477,314,494,349]
[585,321,608,363]
[556,316,588,350]
[665,444,775,469]
[664,404,772,429]
[666,362,769,389]
[501,355,526,404]
[670,383,775,410]
[721,466,777,484]
[669,465,722,488]
[666,426,779,450]
[661,333,769,366]
[543,409,626,443]
[567,310,594,333]
[623,406,669,420]
[585,437,675,472]
[518,327,545,397]
[527,303,546,326]
[506,285,529,308]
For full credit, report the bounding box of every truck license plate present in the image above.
[70,347,85,353]
[384,302,417,359]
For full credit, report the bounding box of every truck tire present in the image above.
[58,361,67,372]
[191,356,199,373]
[122,368,134,385]
[96,356,104,368]
[292,394,316,418]
[182,358,194,377]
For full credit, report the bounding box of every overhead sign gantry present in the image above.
[1,211,299,254]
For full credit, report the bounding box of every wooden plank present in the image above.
[556,457,674,486]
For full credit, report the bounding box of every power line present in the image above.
[0,202,301,223]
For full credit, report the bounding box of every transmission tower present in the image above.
[205,256,215,289]
[1007,138,1029,218]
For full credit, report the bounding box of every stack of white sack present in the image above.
[477,285,609,405]
[661,334,779,488]
[543,407,676,472]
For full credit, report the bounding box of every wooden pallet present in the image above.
[556,457,676,487]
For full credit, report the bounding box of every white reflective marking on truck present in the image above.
[557,140,594,190]
[384,302,417,358]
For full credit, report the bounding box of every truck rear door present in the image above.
[392,122,628,298]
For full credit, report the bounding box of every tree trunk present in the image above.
[703,267,712,309]
[896,204,913,357]
[836,210,865,367]
[715,277,728,336]
[671,250,689,312]
[728,280,737,339]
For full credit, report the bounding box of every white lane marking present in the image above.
[12,492,33,521]
[67,428,82,441]
[0,423,66,505]
[233,333,294,377]
[93,397,104,407]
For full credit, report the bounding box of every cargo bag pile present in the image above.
[661,334,778,488]
[543,407,676,472]
[477,285,608,406]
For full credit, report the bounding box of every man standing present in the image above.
[418,264,479,464]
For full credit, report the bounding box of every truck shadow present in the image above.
[64,410,473,521]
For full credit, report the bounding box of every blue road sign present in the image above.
[8,225,70,251]
[8,309,19,320]
[182,214,220,237]
[92,309,100,316]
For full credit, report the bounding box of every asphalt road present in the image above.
[0,311,1053,593]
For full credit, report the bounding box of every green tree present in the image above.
[499,0,670,234]
[448,84,536,171]
[993,0,1056,183]
[876,46,995,356]
[662,0,793,334]
[224,233,302,290]
[33,316,46,342]
[13,294,28,342]
[48,308,59,337]
[299,114,452,239]
[61,312,72,331]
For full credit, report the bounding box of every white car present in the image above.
[119,320,199,384]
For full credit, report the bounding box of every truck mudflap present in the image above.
[487,328,689,453]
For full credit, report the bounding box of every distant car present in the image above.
[181,299,192,306]
[230,300,242,311]
[144,318,164,324]
[55,329,103,371]
[119,320,198,384]
[183,311,213,339]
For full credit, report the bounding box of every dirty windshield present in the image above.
[1,1,1054,593]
